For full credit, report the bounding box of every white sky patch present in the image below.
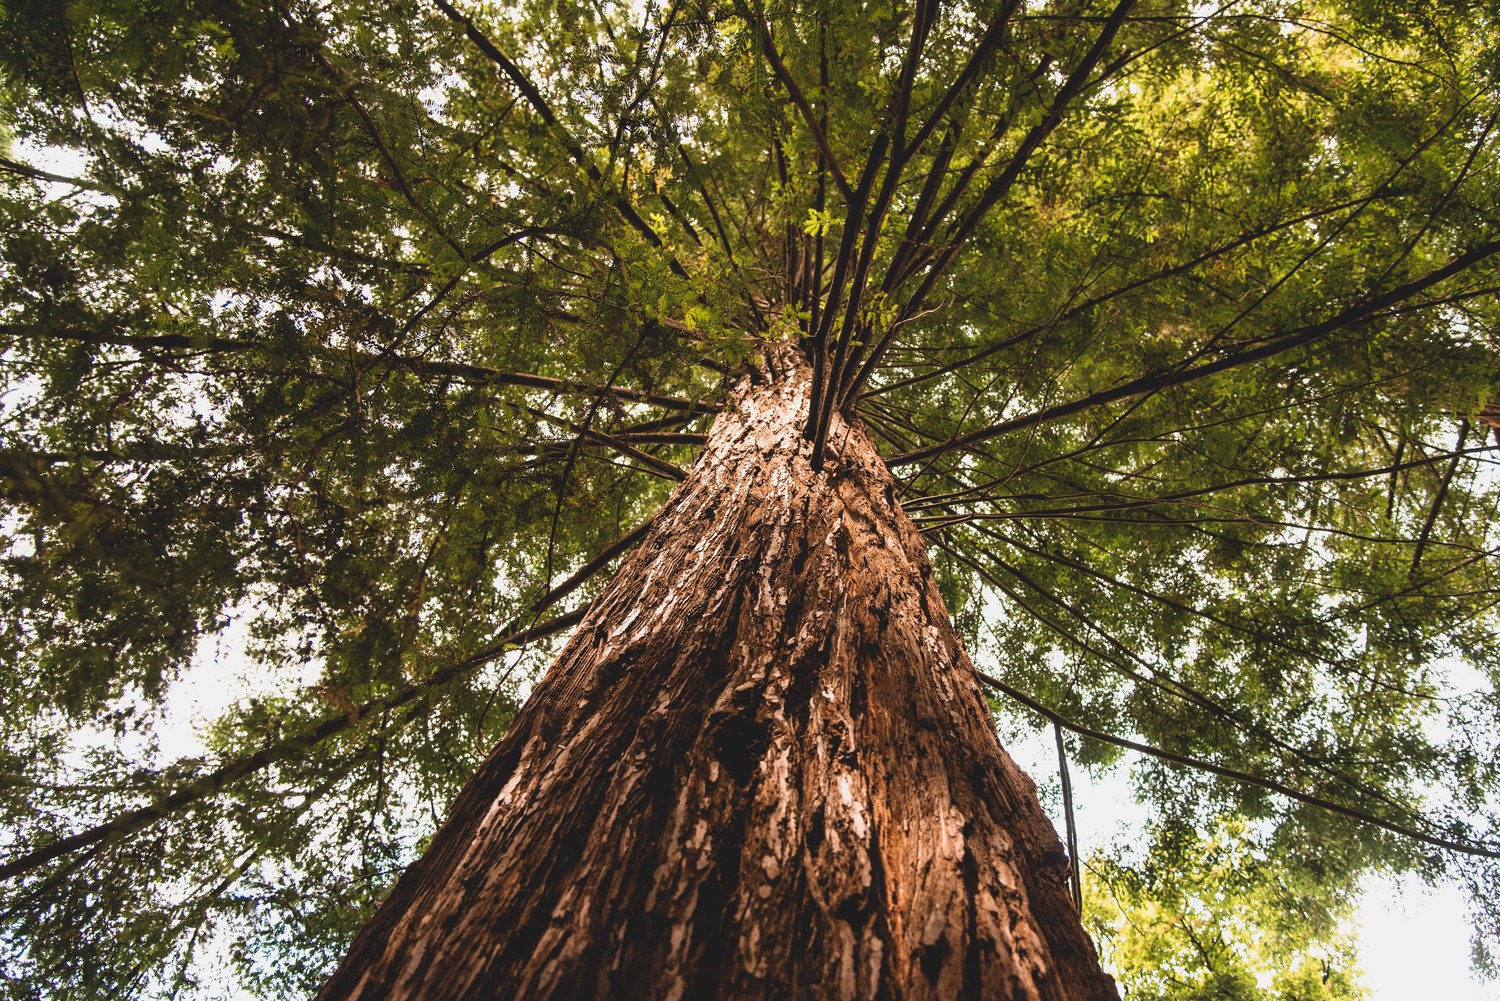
[154,606,322,761]
[6,138,122,225]
[9,137,92,179]
[1357,872,1498,1001]
[417,74,459,119]
[0,366,43,419]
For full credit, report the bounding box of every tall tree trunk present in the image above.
[317,347,1119,1000]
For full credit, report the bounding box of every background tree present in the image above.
[1,0,1498,996]
[1083,820,1368,1001]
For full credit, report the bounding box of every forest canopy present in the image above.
[1,0,1498,996]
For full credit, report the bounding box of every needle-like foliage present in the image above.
[1,0,1498,996]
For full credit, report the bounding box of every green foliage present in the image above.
[1086,822,1368,1001]
[1,0,1498,996]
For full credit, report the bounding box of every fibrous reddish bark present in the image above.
[318,348,1118,1000]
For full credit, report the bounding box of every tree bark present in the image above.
[317,347,1119,1001]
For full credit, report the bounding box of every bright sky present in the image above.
[1357,874,1496,1001]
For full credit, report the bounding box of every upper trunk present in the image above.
[317,347,1118,1000]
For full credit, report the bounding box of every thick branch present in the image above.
[859,190,1405,403]
[4,323,718,415]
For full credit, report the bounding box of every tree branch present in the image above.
[735,0,853,202]
[976,671,1500,860]
[0,513,660,883]
[886,238,1500,467]
[432,0,689,277]
[4,322,719,415]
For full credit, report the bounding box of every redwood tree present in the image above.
[317,348,1116,998]
[3,0,1500,998]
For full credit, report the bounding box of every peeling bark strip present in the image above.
[318,348,1118,1001]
